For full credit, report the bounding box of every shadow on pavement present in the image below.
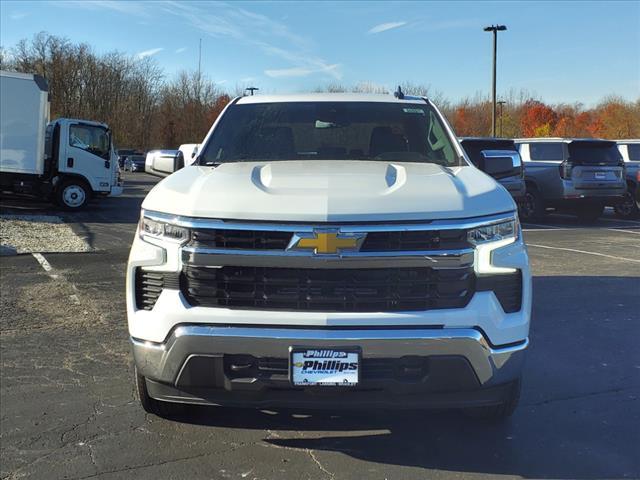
[0,173,158,225]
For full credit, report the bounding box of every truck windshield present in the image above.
[199,102,460,166]
[568,141,622,165]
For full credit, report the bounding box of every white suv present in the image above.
[127,93,532,419]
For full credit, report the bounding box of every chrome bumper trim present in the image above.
[181,248,475,269]
[131,326,528,387]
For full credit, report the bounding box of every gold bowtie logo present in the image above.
[291,231,364,255]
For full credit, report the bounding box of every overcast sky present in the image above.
[1,0,639,105]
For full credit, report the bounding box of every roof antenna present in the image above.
[245,87,259,96]
[394,85,404,99]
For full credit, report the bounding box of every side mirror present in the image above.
[153,154,182,174]
[479,150,522,180]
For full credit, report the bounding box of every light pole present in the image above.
[497,100,506,137]
[484,24,507,137]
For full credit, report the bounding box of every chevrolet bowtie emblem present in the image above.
[289,231,365,255]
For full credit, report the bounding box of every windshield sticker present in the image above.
[402,108,425,115]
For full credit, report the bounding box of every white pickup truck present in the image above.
[127,93,532,420]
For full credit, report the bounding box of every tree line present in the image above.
[0,32,231,151]
[316,83,640,140]
[1,33,638,153]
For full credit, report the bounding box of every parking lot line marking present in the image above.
[527,244,640,263]
[32,253,59,279]
[597,217,640,226]
[607,229,640,235]
[523,228,575,232]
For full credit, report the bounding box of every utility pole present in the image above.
[483,24,507,137]
[198,38,202,80]
[245,87,259,96]
[497,100,506,137]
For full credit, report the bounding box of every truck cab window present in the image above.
[69,124,110,159]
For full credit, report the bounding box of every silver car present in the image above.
[516,138,626,222]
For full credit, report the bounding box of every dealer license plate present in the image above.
[290,348,360,386]
[595,172,606,180]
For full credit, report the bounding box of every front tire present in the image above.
[56,179,90,210]
[519,187,544,222]
[614,189,640,219]
[464,378,521,420]
[134,366,185,418]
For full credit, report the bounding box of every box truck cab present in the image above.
[0,70,123,209]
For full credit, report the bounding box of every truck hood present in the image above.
[142,160,515,222]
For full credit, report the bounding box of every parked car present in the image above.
[125,154,146,172]
[613,140,640,219]
[128,93,531,420]
[178,143,201,166]
[459,137,525,203]
[117,149,137,169]
[144,149,184,178]
[515,138,626,222]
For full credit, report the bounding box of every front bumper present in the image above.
[550,182,626,205]
[109,185,124,197]
[133,325,527,408]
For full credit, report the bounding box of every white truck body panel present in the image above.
[142,160,514,222]
[0,70,49,175]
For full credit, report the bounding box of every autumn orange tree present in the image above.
[520,101,558,137]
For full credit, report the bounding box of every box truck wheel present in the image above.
[56,179,90,210]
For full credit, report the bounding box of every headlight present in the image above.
[470,217,520,274]
[467,218,518,245]
[139,214,189,243]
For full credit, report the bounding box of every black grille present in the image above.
[190,229,291,250]
[134,268,180,311]
[181,266,474,312]
[477,271,522,313]
[189,228,470,252]
[360,229,470,251]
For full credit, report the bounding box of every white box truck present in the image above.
[0,70,123,209]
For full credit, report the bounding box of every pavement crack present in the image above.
[307,449,335,480]
[70,449,231,479]
[523,385,639,407]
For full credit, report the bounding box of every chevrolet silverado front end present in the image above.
[127,93,532,419]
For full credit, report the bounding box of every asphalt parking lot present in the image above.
[1,172,639,480]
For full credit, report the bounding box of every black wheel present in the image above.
[56,179,90,210]
[519,187,544,221]
[464,378,521,421]
[135,366,186,418]
[576,204,604,223]
[614,189,640,219]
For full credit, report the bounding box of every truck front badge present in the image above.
[288,231,365,255]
